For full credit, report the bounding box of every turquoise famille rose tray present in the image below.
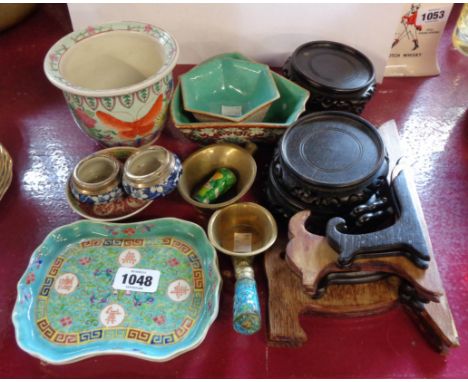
[12,218,221,364]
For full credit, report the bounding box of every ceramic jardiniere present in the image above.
[44,21,179,147]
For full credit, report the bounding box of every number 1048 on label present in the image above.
[113,267,161,293]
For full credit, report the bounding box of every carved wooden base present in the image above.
[265,120,459,353]
[264,235,459,353]
[287,210,442,302]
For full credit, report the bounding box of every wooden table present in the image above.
[0,4,466,378]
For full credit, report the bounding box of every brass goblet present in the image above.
[208,202,277,335]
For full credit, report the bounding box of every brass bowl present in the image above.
[177,143,257,210]
[0,4,36,32]
[0,143,13,202]
[207,202,278,257]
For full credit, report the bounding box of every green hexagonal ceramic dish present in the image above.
[180,57,280,123]
[172,53,310,144]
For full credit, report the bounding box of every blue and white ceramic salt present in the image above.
[122,146,182,201]
[70,182,124,205]
[70,154,124,205]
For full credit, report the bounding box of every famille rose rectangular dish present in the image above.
[12,218,221,364]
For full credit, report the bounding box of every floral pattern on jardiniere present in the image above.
[66,84,172,147]
[44,21,178,148]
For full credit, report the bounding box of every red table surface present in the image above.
[0,4,467,378]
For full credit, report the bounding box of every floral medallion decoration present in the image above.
[66,84,172,147]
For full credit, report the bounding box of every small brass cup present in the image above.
[207,202,277,335]
[207,202,277,257]
[177,143,257,211]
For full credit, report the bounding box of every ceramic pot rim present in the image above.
[43,21,179,97]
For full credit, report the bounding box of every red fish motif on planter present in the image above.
[74,108,97,128]
[96,95,163,139]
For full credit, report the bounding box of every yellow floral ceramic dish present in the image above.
[0,143,13,201]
